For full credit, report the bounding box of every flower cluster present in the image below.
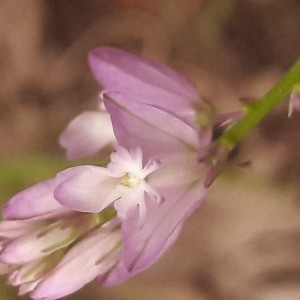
[0,47,212,299]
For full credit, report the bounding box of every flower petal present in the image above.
[121,153,207,272]
[114,185,146,221]
[54,166,119,213]
[9,260,44,287]
[98,260,131,287]
[122,180,205,272]
[101,222,182,286]
[0,220,43,239]
[103,92,199,159]
[89,47,199,118]
[0,220,79,264]
[2,179,69,221]
[19,279,42,296]
[31,227,120,300]
[59,111,115,159]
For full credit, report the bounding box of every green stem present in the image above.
[219,58,300,150]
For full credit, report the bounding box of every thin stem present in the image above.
[218,58,300,150]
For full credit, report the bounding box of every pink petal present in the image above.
[0,221,78,264]
[89,47,199,120]
[122,166,207,272]
[31,227,120,300]
[103,93,199,159]
[18,279,42,296]
[148,151,204,186]
[59,111,115,159]
[122,152,207,272]
[2,179,70,221]
[9,260,43,286]
[113,185,146,221]
[98,260,131,286]
[54,166,119,213]
[0,220,43,239]
[101,223,182,286]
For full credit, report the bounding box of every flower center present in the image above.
[120,173,142,187]
[107,147,163,222]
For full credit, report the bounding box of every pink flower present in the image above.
[55,149,207,275]
[1,47,213,299]
[0,145,197,299]
[0,181,130,299]
[56,47,212,273]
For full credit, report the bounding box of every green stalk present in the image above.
[219,58,300,150]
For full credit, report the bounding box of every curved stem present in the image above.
[218,58,300,150]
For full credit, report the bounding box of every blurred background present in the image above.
[1,0,300,299]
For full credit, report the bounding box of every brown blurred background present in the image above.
[1,0,300,299]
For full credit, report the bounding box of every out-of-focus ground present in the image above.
[1,0,300,299]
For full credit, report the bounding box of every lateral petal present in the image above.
[54,166,119,213]
[2,179,69,221]
[89,47,199,117]
[103,93,199,159]
[122,184,205,273]
[59,111,115,159]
